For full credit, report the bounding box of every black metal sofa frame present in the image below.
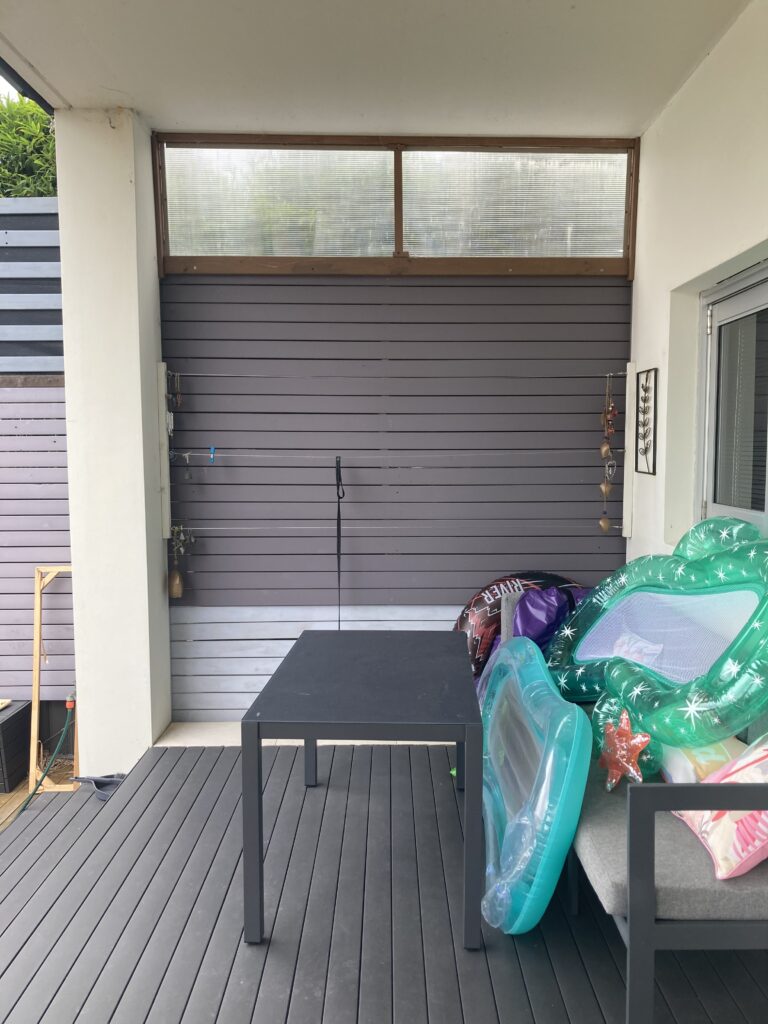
[569,781,768,1024]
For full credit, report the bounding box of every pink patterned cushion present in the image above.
[676,733,768,880]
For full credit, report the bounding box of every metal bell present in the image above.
[599,480,613,499]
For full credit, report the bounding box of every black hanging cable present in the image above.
[335,456,345,631]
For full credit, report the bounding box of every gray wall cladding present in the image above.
[0,198,62,372]
[164,273,630,720]
[0,384,73,701]
[161,274,629,608]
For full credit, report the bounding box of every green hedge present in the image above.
[0,95,56,197]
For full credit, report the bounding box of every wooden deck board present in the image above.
[286,745,352,1024]
[0,744,766,1024]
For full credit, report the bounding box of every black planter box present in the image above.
[0,701,31,793]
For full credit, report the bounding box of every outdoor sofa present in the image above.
[569,767,768,1024]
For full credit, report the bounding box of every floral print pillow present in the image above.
[676,734,768,880]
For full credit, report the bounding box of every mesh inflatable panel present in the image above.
[574,589,759,684]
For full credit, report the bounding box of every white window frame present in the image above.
[703,277,768,530]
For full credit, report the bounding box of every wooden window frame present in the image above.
[153,132,640,278]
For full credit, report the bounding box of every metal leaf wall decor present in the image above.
[635,368,657,475]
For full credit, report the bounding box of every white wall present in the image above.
[56,108,171,773]
[629,0,768,557]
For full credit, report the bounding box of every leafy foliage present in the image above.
[0,95,56,197]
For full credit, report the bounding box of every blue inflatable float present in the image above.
[481,637,592,934]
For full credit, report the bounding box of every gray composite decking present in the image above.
[0,745,767,1023]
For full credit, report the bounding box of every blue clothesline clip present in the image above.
[209,446,216,464]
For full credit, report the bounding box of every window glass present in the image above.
[165,147,394,257]
[714,308,768,511]
[402,150,628,257]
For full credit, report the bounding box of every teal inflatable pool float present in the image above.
[481,637,592,934]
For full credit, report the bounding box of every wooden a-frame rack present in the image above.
[29,565,79,793]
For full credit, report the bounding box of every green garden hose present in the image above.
[13,705,74,821]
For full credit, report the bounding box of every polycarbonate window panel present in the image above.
[165,147,395,257]
[402,150,628,257]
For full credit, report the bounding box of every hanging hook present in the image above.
[209,446,216,465]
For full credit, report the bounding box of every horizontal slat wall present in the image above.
[0,385,73,700]
[162,274,629,719]
[0,198,62,373]
[169,604,460,720]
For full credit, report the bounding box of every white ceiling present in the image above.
[0,0,751,136]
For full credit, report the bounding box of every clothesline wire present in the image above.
[170,448,627,465]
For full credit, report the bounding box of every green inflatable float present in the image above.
[544,517,768,774]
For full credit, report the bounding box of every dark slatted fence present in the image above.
[162,274,630,720]
[0,198,62,372]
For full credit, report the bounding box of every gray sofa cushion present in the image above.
[574,764,768,919]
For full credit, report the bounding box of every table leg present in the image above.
[242,720,264,943]
[304,738,318,786]
[463,722,483,950]
[455,741,465,791]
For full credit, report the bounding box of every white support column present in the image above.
[56,108,171,774]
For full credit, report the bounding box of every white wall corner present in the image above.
[629,0,768,558]
[56,108,171,774]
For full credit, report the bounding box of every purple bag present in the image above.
[512,586,591,650]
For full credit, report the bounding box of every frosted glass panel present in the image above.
[402,151,627,257]
[165,148,394,256]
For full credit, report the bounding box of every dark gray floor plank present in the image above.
[0,791,97,901]
[253,745,337,1024]
[549,884,622,1024]
[286,746,353,1024]
[514,927,571,1024]
[358,745,393,1024]
[0,793,62,862]
[541,893,609,1024]
[391,746,428,1024]
[0,746,182,988]
[580,875,682,1024]
[707,952,768,1024]
[429,744,499,1024]
[655,953,713,1024]
[171,746,297,1024]
[739,950,768,1000]
[410,744,462,1024]
[67,748,245,1024]
[213,745,311,1024]
[675,951,748,1024]
[7,748,220,1024]
[140,746,279,1024]
[482,923,535,1024]
[322,745,372,1024]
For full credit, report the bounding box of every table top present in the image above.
[242,630,480,728]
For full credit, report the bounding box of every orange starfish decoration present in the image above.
[599,710,650,792]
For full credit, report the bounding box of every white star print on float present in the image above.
[560,624,575,640]
[680,694,706,723]
[722,658,742,680]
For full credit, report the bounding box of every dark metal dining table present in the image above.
[241,629,484,949]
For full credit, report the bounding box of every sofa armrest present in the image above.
[626,782,768,928]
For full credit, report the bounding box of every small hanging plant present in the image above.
[168,524,195,599]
